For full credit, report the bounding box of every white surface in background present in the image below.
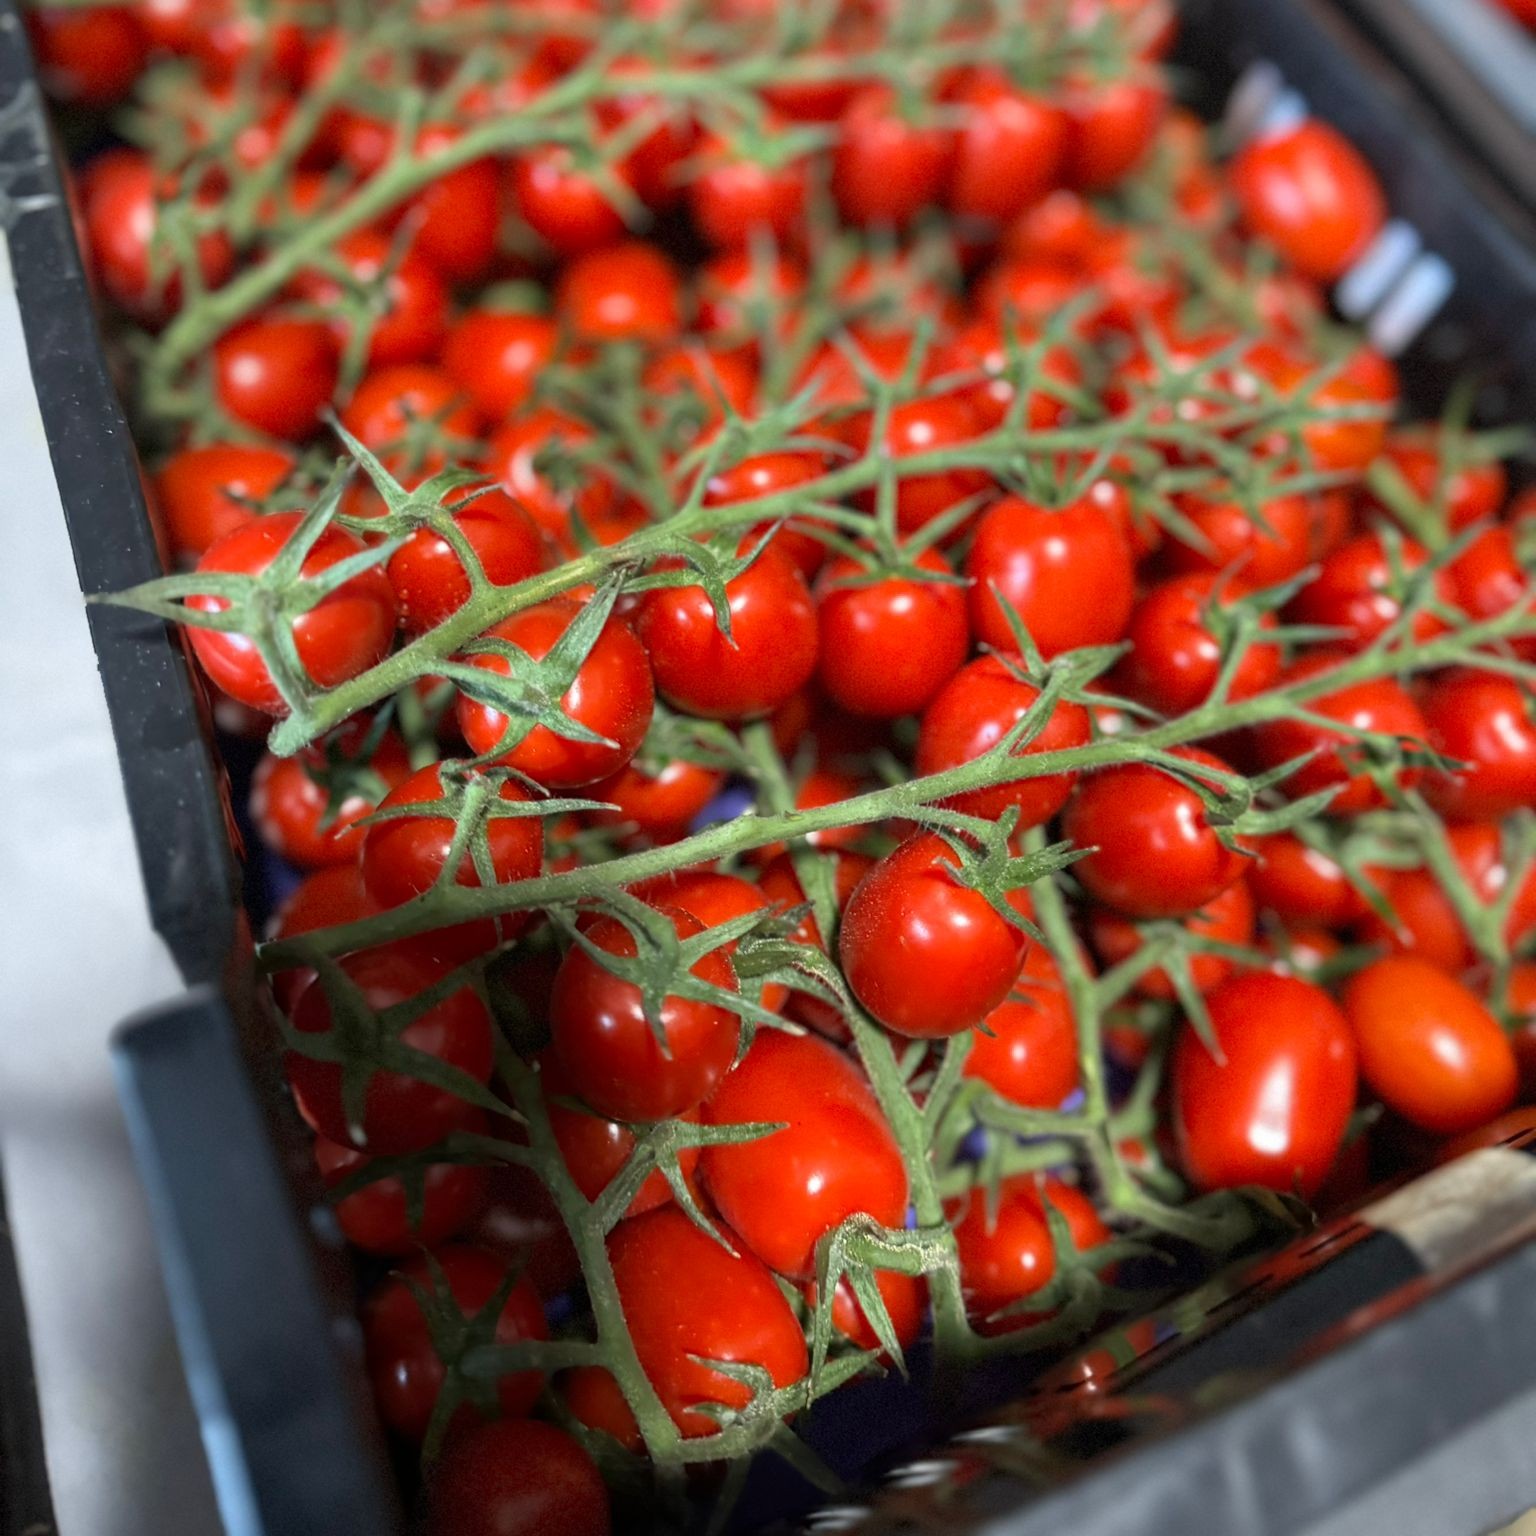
[0,231,222,1533]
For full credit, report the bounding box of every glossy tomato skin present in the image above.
[962,943,1080,1109]
[512,142,631,256]
[687,128,808,249]
[1419,670,1536,821]
[832,84,954,226]
[443,309,561,425]
[406,127,502,285]
[187,513,397,714]
[1229,120,1386,282]
[1171,971,1357,1198]
[342,364,478,458]
[947,70,1067,224]
[806,1269,927,1357]
[153,443,295,562]
[608,1205,809,1438]
[915,654,1091,825]
[363,1245,548,1442]
[1249,833,1366,930]
[561,1364,642,1453]
[948,1176,1110,1334]
[456,600,654,788]
[1061,76,1166,190]
[29,6,147,106]
[815,548,971,719]
[845,394,991,536]
[589,757,724,844]
[1447,525,1536,654]
[1287,532,1449,651]
[214,317,339,441]
[426,1419,609,1536]
[1090,877,1256,1001]
[839,832,1028,1039]
[1062,748,1248,919]
[286,946,496,1155]
[550,907,741,1122]
[1342,956,1517,1136]
[701,1031,907,1279]
[637,541,818,721]
[481,408,626,552]
[557,240,684,344]
[966,493,1136,658]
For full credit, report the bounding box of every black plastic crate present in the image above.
[5,1,1536,1533]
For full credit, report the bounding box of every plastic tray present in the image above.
[6,0,1536,1532]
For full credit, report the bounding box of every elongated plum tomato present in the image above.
[607,1206,808,1438]
[549,907,740,1122]
[1171,972,1357,1198]
[814,547,971,719]
[426,1419,610,1536]
[636,540,817,721]
[153,443,296,562]
[285,945,495,1155]
[362,1245,547,1443]
[962,943,1081,1110]
[701,1031,907,1279]
[839,832,1028,1039]
[1228,120,1386,282]
[1342,956,1517,1135]
[456,600,654,788]
[1062,747,1248,919]
[187,512,397,714]
[915,654,1091,826]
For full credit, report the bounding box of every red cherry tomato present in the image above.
[1343,956,1518,1135]
[286,945,496,1155]
[442,309,561,426]
[1248,833,1367,930]
[832,84,954,226]
[687,127,809,249]
[1061,76,1166,191]
[187,512,396,714]
[513,142,632,256]
[556,241,684,344]
[1447,525,1536,654]
[550,907,741,1122]
[341,364,478,455]
[701,1031,907,1279]
[1063,748,1248,919]
[481,408,626,551]
[814,548,971,719]
[915,654,1091,826]
[1162,490,1317,586]
[405,126,502,285]
[362,1245,547,1442]
[845,394,991,536]
[588,757,724,844]
[1419,669,1536,821]
[214,318,339,441]
[153,443,296,562]
[426,1419,609,1536]
[1368,428,1508,533]
[561,1365,642,1453]
[1089,877,1256,1001]
[946,69,1068,224]
[1288,532,1450,651]
[963,943,1081,1109]
[839,831,1028,1039]
[1171,971,1357,1198]
[693,248,807,339]
[805,1269,927,1357]
[28,6,147,106]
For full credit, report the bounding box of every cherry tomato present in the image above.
[1419,669,1536,821]
[267,863,380,1011]
[443,309,561,426]
[561,1365,642,1453]
[845,394,991,535]
[341,364,478,457]
[405,126,503,285]
[1343,956,1517,1135]
[153,443,296,562]
[557,241,684,344]
[214,318,339,441]
[1061,76,1166,191]
[1229,120,1386,282]
[1288,532,1450,651]
[1162,490,1317,585]
[589,756,724,844]
[1369,428,1508,533]
[362,1245,547,1441]
[513,142,632,256]
[1447,525,1536,654]
[608,1205,808,1438]
[1171,971,1357,1198]
[187,512,396,713]
[550,907,741,1121]
[1248,833,1367,930]
[701,1031,907,1279]
[1089,877,1256,1001]
[1062,748,1248,919]
[966,492,1136,658]
[915,654,1091,826]
[815,548,970,719]
[28,6,147,106]
[426,1419,609,1536]
[481,408,624,550]
[456,600,654,788]
[963,943,1081,1109]
[636,540,818,721]
[929,318,1083,433]
[286,945,496,1155]
[687,127,808,249]
[946,69,1068,224]
[839,831,1028,1039]
[832,84,953,226]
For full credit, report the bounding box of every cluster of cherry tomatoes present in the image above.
[36,0,1536,1532]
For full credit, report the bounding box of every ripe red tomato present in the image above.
[550,907,740,1121]
[443,309,561,426]
[405,126,502,285]
[538,1052,699,1219]
[426,1419,609,1536]
[701,1031,907,1279]
[928,318,1083,433]
[946,69,1067,224]
[1171,971,1357,1197]
[1062,748,1248,919]
[1447,525,1536,653]
[609,1206,808,1437]
[512,142,632,256]
[832,85,953,226]
[915,654,1091,825]
[1229,120,1386,282]
[963,943,1081,1109]
[1162,490,1318,586]
[342,364,478,455]
[839,831,1028,1039]
[687,128,809,249]
[1288,532,1450,651]
[286,945,496,1154]
[561,1365,642,1454]
[362,1245,548,1442]
[28,6,147,106]
[187,513,396,713]
[1419,670,1536,820]
[1061,76,1166,190]
[214,318,339,441]
[153,443,296,562]
[481,408,626,550]
[588,757,723,844]
[1343,956,1517,1135]
[845,394,991,535]
[556,241,684,344]
[636,540,818,721]
[267,863,380,1011]
[814,548,970,719]
[948,1176,1110,1333]
[966,493,1136,658]
[361,763,543,912]
[1248,833,1367,930]
[1249,652,1428,816]
[1088,877,1256,1001]
[456,600,654,788]
[315,1112,490,1256]
[1118,573,1281,716]
[694,248,807,338]
[1368,428,1508,533]
[805,1269,927,1357]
